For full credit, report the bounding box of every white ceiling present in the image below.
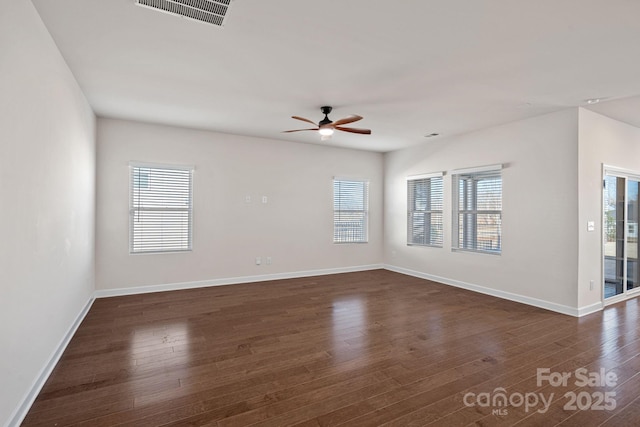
[31,0,640,152]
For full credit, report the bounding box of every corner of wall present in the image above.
[383,109,582,313]
[577,107,640,309]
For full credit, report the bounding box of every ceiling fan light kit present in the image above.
[283,106,371,140]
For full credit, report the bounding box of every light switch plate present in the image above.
[587,221,595,232]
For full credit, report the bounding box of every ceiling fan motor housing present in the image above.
[319,106,333,126]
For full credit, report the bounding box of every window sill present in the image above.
[407,243,443,248]
[452,247,501,256]
[130,249,193,255]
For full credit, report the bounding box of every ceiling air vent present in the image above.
[136,0,232,27]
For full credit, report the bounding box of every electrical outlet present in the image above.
[266,257,272,265]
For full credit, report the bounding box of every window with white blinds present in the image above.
[452,166,502,254]
[407,174,443,247]
[129,164,193,254]
[333,178,369,243]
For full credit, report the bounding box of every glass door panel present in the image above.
[604,175,625,298]
[627,179,639,292]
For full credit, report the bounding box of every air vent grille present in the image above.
[136,0,232,27]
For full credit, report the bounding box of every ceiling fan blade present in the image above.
[282,128,319,133]
[291,116,318,126]
[331,115,363,127]
[335,126,371,135]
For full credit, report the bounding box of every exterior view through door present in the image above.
[603,169,640,301]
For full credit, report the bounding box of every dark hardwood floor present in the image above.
[21,270,640,426]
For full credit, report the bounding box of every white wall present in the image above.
[578,108,640,309]
[384,109,580,312]
[0,1,96,426]
[96,118,383,291]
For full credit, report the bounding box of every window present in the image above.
[407,174,443,246]
[333,178,369,243]
[452,166,502,254]
[130,163,193,253]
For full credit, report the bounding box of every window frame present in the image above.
[333,177,369,244]
[452,165,502,255]
[129,162,194,254]
[407,172,444,247]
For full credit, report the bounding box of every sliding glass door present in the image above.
[604,171,640,300]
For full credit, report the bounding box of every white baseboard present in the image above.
[384,264,602,317]
[94,264,606,316]
[94,264,384,298]
[577,301,604,316]
[7,296,95,427]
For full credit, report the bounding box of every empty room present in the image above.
[3,0,640,426]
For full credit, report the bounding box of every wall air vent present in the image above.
[135,0,232,27]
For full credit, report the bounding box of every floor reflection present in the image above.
[609,299,640,349]
[600,306,620,349]
[130,321,190,406]
[331,297,368,363]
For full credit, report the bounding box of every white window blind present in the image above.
[452,167,502,254]
[407,174,443,246]
[129,164,193,253]
[333,178,369,243]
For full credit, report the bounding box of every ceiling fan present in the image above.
[283,106,371,140]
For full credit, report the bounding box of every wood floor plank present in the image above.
[598,394,640,426]
[424,309,640,426]
[557,372,640,426]
[20,270,640,427]
[377,331,632,426]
